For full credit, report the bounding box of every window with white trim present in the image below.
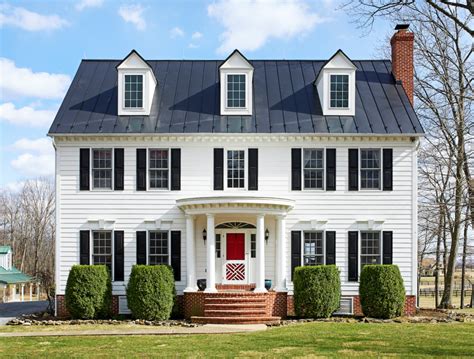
[330,74,349,108]
[92,149,112,189]
[360,231,381,269]
[227,74,246,108]
[227,150,245,188]
[216,234,221,258]
[124,74,143,108]
[360,149,381,189]
[149,149,169,189]
[303,149,324,189]
[149,231,169,265]
[92,231,112,271]
[250,234,256,258]
[303,231,324,265]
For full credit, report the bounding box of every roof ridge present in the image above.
[80,59,391,62]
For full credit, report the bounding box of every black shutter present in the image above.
[79,148,90,191]
[348,231,358,281]
[136,149,147,191]
[171,148,181,191]
[383,148,393,191]
[325,231,336,265]
[213,148,224,190]
[248,148,258,190]
[114,148,124,191]
[383,231,393,264]
[79,230,90,265]
[170,231,181,281]
[114,231,124,281]
[326,148,336,191]
[291,148,302,190]
[348,149,359,191]
[291,231,301,280]
[136,231,147,265]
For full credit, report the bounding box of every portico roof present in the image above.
[176,196,294,215]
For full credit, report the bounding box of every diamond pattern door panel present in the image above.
[226,262,245,281]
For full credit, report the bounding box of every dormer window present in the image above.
[227,74,246,108]
[219,50,253,116]
[124,74,143,108]
[330,74,349,108]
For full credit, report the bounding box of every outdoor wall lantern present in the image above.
[202,229,207,242]
[265,228,270,243]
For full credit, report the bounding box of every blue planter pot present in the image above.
[265,279,272,291]
[197,279,206,291]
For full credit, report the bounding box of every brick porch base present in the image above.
[55,295,119,318]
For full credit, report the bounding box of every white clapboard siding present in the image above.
[55,136,417,296]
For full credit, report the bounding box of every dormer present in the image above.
[117,50,157,116]
[315,50,357,116]
[219,50,254,116]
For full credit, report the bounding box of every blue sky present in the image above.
[0,0,392,190]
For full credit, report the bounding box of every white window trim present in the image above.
[225,148,248,191]
[225,73,247,110]
[359,230,383,275]
[147,229,171,266]
[220,69,253,116]
[147,148,171,191]
[302,148,326,191]
[90,148,114,192]
[123,73,145,111]
[301,230,326,266]
[359,148,383,191]
[118,70,148,115]
[328,74,350,109]
[90,230,117,282]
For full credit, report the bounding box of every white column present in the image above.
[255,214,267,293]
[205,214,217,293]
[21,284,25,302]
[184,214,198,292]
[29,284,32,301]
[275,215,287,291]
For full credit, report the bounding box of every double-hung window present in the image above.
[360,149,381,189]
[227,74,246,108]
[227,150,245,188]
[360,231,381,269]
[124,74,143,108]
[303,149,324,189]
[303,231,324,265]
[149,231,169,265]
[330,74,349,108]
[92,149,112,189]
[149,149,169,189]
[92,231,112,271]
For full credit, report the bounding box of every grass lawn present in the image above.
[1,322,473,358]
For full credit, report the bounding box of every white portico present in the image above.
[177,197,294,293]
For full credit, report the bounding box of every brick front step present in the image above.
[204,303,267,310]
[205,297,267,304]
[204,309,268,317]
[216,284,256,291]
[191,316,281,325]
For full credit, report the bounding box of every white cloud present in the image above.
[188,43,199,49]
[0,58,71,100]
[207,0,325,54]
[191,31,203,40]
[0,102,57,127]
[10,138,54,177]
[0,4,69,32]
[118,4,146,31]
[75,0,104,11]
[170,26,185,38]
[2,181,26,193]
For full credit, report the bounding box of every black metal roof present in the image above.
[48,59,423,135]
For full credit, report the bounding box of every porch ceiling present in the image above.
[176,196,294,215]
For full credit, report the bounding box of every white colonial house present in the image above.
[50,25,422,323]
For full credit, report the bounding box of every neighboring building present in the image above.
[0,246,37,303]
[49,25,423,322]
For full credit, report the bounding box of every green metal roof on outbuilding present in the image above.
[0,246,11,254]
[0,266,33,284]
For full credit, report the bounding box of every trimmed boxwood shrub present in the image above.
[294,265,341,318]
[65,265,112,319]
[126,265,175,320]
[359,264,405,319]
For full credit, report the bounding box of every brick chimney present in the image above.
[391,24,414,105]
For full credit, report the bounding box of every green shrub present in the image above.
[294,265,341,318]
[65,265,112,319]
[126,265,175,320]
[359,265,405,319]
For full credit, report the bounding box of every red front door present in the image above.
[226,233,245,260]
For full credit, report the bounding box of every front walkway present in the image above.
[0,301,48,325]
[0,324,267,337]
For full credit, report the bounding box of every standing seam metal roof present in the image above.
[48,59,423,135]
